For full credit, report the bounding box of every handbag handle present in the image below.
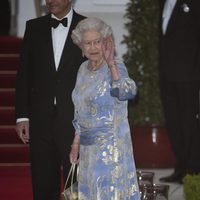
[63,163,78,193]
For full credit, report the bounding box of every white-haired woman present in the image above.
[69,17,140,200]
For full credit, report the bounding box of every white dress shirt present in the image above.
[51,9,73,70]
[162,0,177,34]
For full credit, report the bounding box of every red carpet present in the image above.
[0,89,15,106]
[0,126,21,144]
[0,36,29,163]
[0,165,33,200]
[0,36,22,54]
[0,55,19,70]
[0,145,30,163]
[0,36,32,199]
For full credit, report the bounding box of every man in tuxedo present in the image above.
[158,0,200,183]
[15,0,85,199]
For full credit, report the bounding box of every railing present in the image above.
[9,0,18,36]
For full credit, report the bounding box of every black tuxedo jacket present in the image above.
[159,0,200,82]
[15,11,86,148]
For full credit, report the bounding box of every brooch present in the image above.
[182,3,190,13]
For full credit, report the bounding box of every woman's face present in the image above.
[45,0,71,19]
[81,30,104,64]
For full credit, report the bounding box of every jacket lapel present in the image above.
[164,0,180,35]
[43,14,57,72]
[163,0,188,35]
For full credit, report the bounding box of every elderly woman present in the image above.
[69,17,140,200]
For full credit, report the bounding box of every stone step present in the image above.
[0,71,16,88]
[0,36,22,54]
[0,89,15,107]
[0,144,30,163]
[0,107,15,125]
[0,54,19,70]
[0,126,22,144]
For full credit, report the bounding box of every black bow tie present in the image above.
[50,18,68,28]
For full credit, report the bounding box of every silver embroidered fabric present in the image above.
[72,60,140,200]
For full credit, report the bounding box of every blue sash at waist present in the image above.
[80,127,112,146]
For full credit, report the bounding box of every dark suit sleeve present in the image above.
[15,21,32,119]
[192,0,200,73]
[192,0,200,22]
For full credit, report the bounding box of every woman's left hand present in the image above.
[69,143,80,164]
[102,36,116,68]
[69,134,80,164]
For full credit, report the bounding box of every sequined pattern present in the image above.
[72,60,140,200]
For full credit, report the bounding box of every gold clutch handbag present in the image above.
[61,163,78,200]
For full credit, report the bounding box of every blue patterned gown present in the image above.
[72,60,140,200]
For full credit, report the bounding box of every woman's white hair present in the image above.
[71,17,113,46]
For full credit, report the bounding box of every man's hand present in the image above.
[16,121,30,144]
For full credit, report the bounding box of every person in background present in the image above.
[0,0,11,35]
[15,0,85,199]
[69,17,140,200]
[158,0,200,184]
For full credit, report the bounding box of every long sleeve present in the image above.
[15,21,31,119]
[72,114,81,135]
[110,63,137,101]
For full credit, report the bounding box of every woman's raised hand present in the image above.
[102,36,116,68]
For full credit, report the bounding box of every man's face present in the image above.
[45,0,71,19]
